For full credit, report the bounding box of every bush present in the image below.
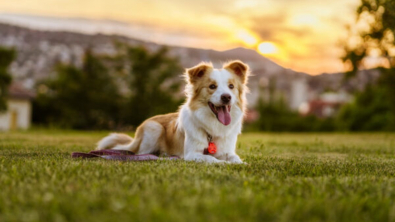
[0,47,15,111]
[33,45,183,130]
[253,98,336,132]
[33,50,122,129]
[337,69,395,131]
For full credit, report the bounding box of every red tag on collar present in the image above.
[204,142,217,154]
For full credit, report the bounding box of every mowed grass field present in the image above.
[0,131,395,222]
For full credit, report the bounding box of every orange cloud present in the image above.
[0,0,361,74]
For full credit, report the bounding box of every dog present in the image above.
[96,60,250,163]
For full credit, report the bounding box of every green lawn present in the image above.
[1,130,395,222]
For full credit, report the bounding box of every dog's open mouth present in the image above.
[208,102,231,126]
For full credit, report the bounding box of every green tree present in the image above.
[254,97,335,132]
[33,50,122,129]
[342,0,395,75]
[337,68,395,131]
[0,47,15,111]
[113,45,183,126]
[339,0,395,131]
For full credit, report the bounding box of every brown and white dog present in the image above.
[96,60,250,163]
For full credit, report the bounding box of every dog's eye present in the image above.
[229,84,234,89]
[209,84,217,89]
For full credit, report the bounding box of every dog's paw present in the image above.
[227,155,243,164]
[185,153,226,163]
[204,158,227,164]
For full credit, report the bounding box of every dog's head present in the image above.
[185,60,250,126]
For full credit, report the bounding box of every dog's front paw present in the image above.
[185,153,226,163]
[227,154,243,164]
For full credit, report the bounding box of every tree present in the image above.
[342,0,395,76]
[336,68,395,131]
[112,45,183,126]
[0,47,15,111]
[33,50,122,129]
[339,0,395,131]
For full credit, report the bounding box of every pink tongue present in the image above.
[217,106,231,125]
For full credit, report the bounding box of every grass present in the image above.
[0,130,395,222]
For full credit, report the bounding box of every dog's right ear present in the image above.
[186,63,212,84]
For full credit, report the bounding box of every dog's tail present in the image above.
[96,133,133,150]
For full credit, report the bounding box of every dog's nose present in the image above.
[221,94,231,103]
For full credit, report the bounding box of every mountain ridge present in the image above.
[0,22,378,109]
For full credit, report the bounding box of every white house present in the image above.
[0,83,35,131]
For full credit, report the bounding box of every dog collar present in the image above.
[203,133,217,154]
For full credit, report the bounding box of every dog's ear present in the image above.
[186,63,212,83]
[224,60,249,84]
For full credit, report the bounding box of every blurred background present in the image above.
[0,0,394,132]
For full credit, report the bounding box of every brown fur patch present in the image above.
[149,113,184,155]
[130,113,180,155]
[226,78,244,111]
[223,60,249,84]
[188,72,216,111]
[127,125,144,153]
[186,62,213,84]
[224,60,249,112]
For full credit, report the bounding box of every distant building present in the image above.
[290,78,308,110]
[0,83,35,131]
[299,91,353,118]
[244,109,260,123]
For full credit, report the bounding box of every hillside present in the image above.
[0,22,379,108]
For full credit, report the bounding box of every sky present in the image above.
[0,0,361,74]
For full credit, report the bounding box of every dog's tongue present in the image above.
[217,106,231,125]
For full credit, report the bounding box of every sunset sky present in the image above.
[0,0,361,74]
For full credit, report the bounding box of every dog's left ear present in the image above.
[224,60,249,84]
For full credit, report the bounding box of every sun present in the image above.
[258,42,278,55]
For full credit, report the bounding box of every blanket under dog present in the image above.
[71,149,180,161]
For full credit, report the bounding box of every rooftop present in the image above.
[7,82,36,100]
